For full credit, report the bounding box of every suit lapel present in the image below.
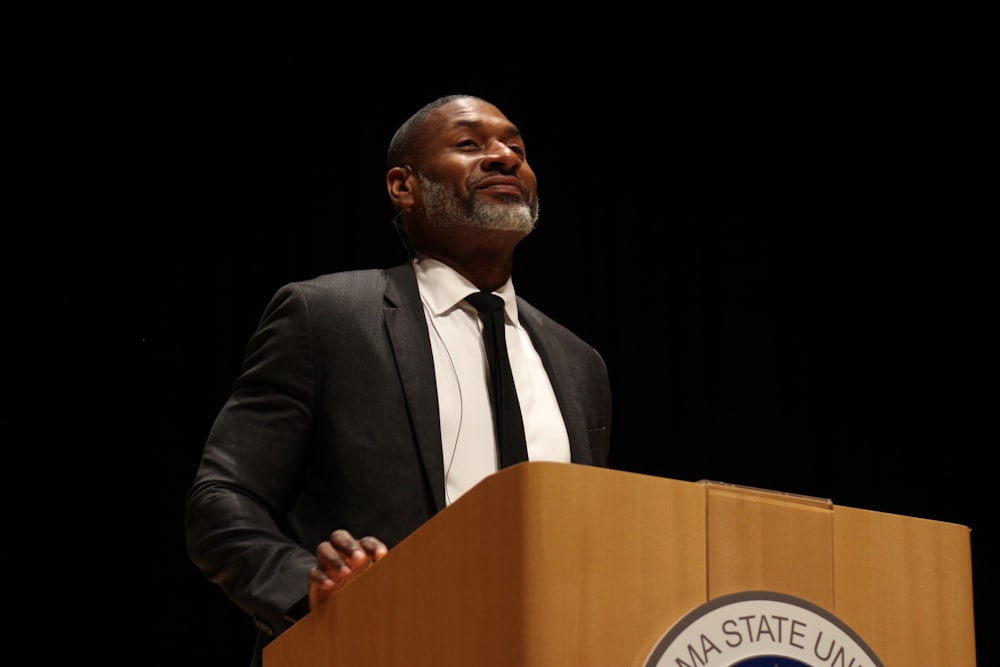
[517,304,594,466]
[383,263,447,511]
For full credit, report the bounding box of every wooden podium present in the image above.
[263,462,976,666]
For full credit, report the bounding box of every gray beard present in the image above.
[418,175,539,233]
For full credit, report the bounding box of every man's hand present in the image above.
[309,529,389,610]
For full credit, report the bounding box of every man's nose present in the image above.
[481,141,522,172]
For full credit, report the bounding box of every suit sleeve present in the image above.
[184,282,319,638]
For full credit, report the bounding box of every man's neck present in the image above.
[411,229,522,291]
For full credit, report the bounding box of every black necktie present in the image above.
[464,291,529,468]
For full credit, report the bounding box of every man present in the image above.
[185,94,612,665]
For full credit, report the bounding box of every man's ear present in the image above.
[386,166,416,210]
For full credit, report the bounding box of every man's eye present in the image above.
[508,145,526,157]
[456,140,479,150]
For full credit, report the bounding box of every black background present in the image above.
[127,32,992,666]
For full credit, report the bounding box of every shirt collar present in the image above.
[412,256,519,325]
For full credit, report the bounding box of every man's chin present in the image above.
[490,193,527,205]
[477,211,536,232]
[471,200,538,230]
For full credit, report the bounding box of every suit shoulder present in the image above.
[295,268,388,291]
[251,271,386,324]
[267,263,416,313]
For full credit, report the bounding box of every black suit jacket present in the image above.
[185,262,612,663]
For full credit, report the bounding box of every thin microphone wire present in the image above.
[391,209,414,261]
[420,294,465,505]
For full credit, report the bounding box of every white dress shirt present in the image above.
[412,257,571,504]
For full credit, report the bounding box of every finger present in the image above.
[315,540,353,576]
[309,564,337,590]
[329,528,361,551]
[328,530,375,569]
[358,536,389,561]
[308,566,338,611]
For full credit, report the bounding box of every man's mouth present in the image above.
[474,176,527,199]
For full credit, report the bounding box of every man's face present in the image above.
[413,99,539,234]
